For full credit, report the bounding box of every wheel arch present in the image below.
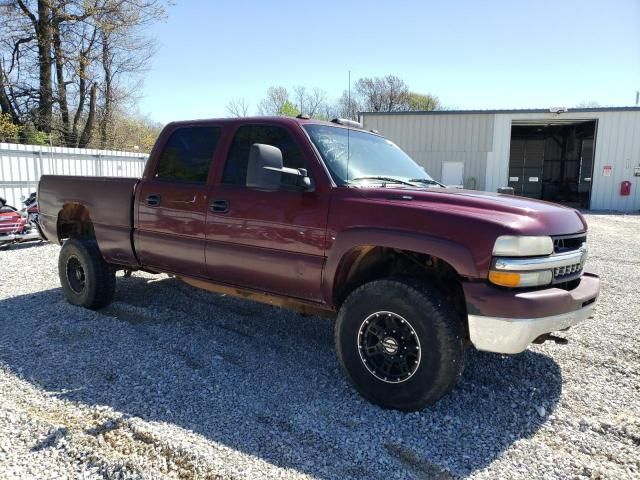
[324,228,479,309]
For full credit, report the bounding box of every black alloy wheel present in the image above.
[357,311,421,383]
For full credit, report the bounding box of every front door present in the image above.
[205,124,329,301]
[135,125,222,277]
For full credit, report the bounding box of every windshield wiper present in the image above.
[349,176,417,187]
[409,178,446,188]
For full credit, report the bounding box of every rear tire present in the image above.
[58,237,115,309]
[335,278,465,411]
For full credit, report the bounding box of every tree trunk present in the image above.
[52,22,71,145]
[78,82,97,148]
[71,54,89,146]
[0,69,20,124]
[36,0,53,133]
[99,29,112,148]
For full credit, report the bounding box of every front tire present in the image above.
[58,237,115,309]
[335,278,465,411]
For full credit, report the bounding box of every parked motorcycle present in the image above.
[0,193,44,248]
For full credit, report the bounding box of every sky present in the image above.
[138,0,640,124]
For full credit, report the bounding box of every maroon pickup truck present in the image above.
[38,116,600,411]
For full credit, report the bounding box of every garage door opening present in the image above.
[508,120,597,208]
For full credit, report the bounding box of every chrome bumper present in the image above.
[468,301,595,354]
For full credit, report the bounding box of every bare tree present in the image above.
[285,85,326,118]
[0,0,166,147]
[226,97,249,117]
[355,75,410,112]
[257,86,290,116]
[96,0,163,148]
[307,87,327,117]
[292,85,307,115]
[2,0,56,131]
[334,89,361,120]
[338,75,440,114]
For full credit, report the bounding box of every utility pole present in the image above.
[636,90,639,106]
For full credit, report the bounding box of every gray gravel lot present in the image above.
[0,213,639,479]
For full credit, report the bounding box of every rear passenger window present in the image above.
[222,125,306,185]
[155,126,222,182]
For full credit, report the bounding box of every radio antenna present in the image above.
[346,70,351,182]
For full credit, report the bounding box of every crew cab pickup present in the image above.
[38,116,600,411]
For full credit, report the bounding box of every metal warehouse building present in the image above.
[361,107,640,212]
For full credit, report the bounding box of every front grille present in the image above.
[553,262,582,278]
[551,234,587,283]
[553,234,586,254]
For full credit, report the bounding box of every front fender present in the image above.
[322,228,479,305]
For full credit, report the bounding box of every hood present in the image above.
[354,186,587,236]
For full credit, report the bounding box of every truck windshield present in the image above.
[303,124,436,186]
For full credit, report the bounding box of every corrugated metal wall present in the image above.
[0,142,148,208]
[490,111,640,211]
[362,113,494,190]
[584,112,640,211]
[363,110,640,212]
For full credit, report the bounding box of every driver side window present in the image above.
[222,125,306,186]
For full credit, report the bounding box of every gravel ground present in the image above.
[0,213,639,479]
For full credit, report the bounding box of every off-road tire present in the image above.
[335,278,465,411]
[58,237,115,309]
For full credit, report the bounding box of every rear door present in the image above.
[205,123,330,301]
[135,125,222,277]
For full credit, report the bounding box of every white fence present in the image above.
[0,142,148,208]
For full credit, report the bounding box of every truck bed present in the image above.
[38,175,140,265]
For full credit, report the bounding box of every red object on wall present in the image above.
[620,181,632,196]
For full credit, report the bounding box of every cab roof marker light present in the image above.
[330,118,363,129]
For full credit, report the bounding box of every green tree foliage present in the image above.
[22,125,49,145]
[279,100,299,117]
[0,113,20,142]
[87,111,163,153]
[406,92,440,111]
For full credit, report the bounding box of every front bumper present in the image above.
[464,273,600,354]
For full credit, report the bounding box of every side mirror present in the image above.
[246,143,312,192]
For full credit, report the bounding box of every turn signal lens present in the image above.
[488,271,521,287]
[489,270,553,288]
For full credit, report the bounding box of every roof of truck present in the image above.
[164,116,359,130]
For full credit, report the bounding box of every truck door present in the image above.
[205,123,330,301]
[135,125,222,276]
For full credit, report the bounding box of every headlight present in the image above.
[490,235,555,287]
[488,270,553,288]
[492,236,553,257]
